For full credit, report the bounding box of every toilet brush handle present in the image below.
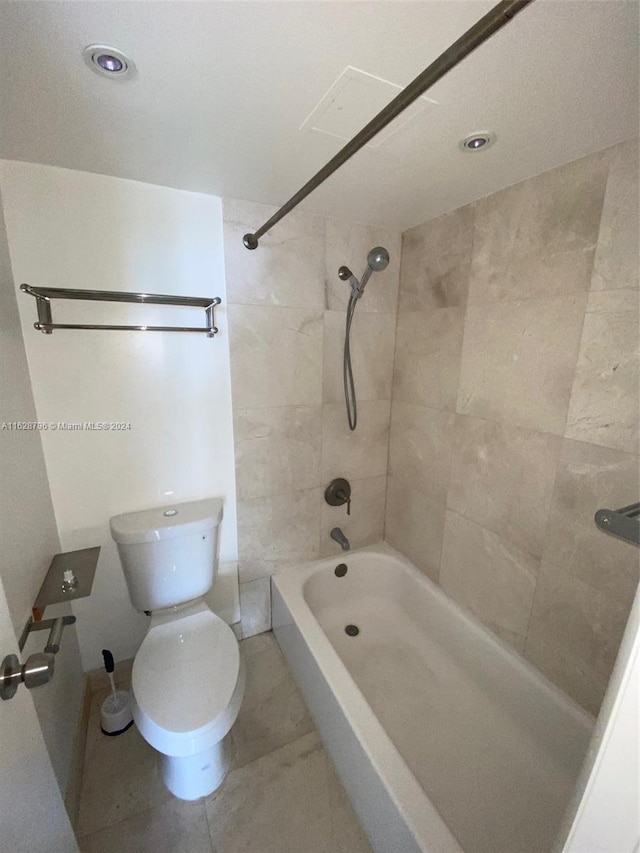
[102,649,117,697]
[102,649,114,674]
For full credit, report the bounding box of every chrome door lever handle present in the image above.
[0,651,55,701]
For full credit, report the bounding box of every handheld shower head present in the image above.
[367,246,390,272]
[358,245,390,292]
[339,245,390,432]
[337,246,390,301]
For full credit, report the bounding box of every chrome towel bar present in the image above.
[20,283,221,337]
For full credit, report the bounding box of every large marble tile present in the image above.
[228,305,323,408]
[324,218,401,313]
[523,630,605,716]
[237,487,321,581]
[470,151,608,300]
[385,476,445,581]
[393,307,465,411]
[439,511,539,644]
[528,559,631,687]
[525,561,633,715]
[591,139,639,292]
[447,414,561,557]
[468,152,607,303]
[469,245,595,304]
[234,406,321,500]
[323,310,396,404]
[239,630,277,658]
[321,400,390,483]
[457,295,587,434]
[79,799,212,853]
[239,576,271,638]
[565,290,639,453]
[320,475,386,557]
[77,695,169,837]
[231,640,314,769]
[388,402,455,505]
[542,439,640,604]
[399,204,474,312]
[223,198,325,309]
[206,732,371,853]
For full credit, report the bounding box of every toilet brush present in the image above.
[99,649,134,736]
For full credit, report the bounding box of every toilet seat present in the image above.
[132,603,245,758]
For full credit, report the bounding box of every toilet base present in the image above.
[162,732,232,801]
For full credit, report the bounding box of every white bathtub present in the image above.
[272,543,594,853]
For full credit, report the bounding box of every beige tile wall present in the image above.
[386,139,639,715]
[223,199,401,637]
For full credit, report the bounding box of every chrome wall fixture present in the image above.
[32,547,100,612]
[1,548,99,701]
[595,502,640,547]
[20,284,222,337]
[242,0,534,250]
[1,616,76,701]
[19,615,77,654]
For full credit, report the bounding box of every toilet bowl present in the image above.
[132,601,245,800]
[110,498,244,800]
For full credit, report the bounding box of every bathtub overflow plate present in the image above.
[345,624,360,637]
[335,564,347,577]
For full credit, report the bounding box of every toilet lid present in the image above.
[133,607,240,735]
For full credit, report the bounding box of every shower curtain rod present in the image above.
[243,0,534,250]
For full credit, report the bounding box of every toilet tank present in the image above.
[109,498,223,611]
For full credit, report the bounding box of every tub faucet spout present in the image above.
[330,527,350,551]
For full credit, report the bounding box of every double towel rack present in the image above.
[20,284,221,337]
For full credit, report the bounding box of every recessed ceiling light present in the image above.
[83,45,135,79]
[459,132,496,152]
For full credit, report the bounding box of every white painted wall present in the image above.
[0,185,85,794]
[0,201,61,636]
[0,161,238,671]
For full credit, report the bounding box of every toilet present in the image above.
[109,497,245,801]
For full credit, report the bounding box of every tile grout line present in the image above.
[439,205,477,585]
[229,727,319,776]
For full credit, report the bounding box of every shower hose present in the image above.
[343,291,359,431]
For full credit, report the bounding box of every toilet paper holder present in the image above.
[1,615,76,701]
[19,614,77,654]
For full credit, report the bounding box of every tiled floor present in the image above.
[76,632,372,852]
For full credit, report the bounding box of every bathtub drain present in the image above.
[335,564,348,577]
[345,624,360,637]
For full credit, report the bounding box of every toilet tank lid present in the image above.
[110,498,223,545]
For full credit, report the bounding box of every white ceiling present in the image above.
[0,1,637,232]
